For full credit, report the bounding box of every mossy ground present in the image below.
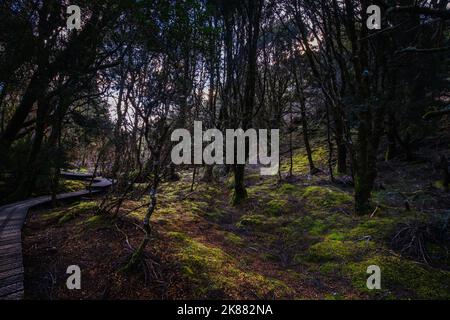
[24,140,450,299]
[153,142,450,299]
[28,179,88,197]
[42,201,98,225]
[109,142,447,299]
[60,179,89,192]
[167,231,294,298]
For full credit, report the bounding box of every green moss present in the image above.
[285,215,336,238]
[236,214,265,228]
[155,206,177,216]
[42,210,65,221]
[201,210,224,223]
[433,180,447,190]
[60,179,87,192]
[58,211,78,224]
[83,214,112,229]
[301,186,352,208]
[227,175,235,189]
[278,183,298,194]
[319,262,341,275]
[348,217,395,240]
[309,220,328,236]
[167,231,189,241]
[223,232,244,246]
[280,147,327,175]
[43,201,98,225]
[260,252,280,262]
[292,253,306,264]
[168,231,294,298]
[168,231,189,241]
[181,200,209,213]
[236,214,284,232]
[307,239,375,262]
[344,255,450,299]
[327,232,346,241]
[264,199,289,216]
[324,293,345,300]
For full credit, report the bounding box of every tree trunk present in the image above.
[231,0,262,205]
[232,164,247,205]
[191,167,197,192]
[201,165,214,182]
[334,116,347,174]
[441,155,449,192]
[299,94,318,175]
[0,69,48,160]
[325,103,335,182]
[385,113,397,161]
[10,96,49,200]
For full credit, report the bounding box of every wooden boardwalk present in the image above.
[0,173,111,300]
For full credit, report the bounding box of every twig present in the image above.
[115,223,134,251]
[370,206,379,218]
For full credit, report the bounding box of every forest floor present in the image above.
[22,134,450,300]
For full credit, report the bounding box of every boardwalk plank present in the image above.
[0,267,23,280]
[0,262,23,273]
[0,256,22,268]
[0,273,23,288]
[2,290,24,300]
[0,238,22,246]
[0,173,111,300]
[0,231,21,239]
[0,243,21,252]
[0,282,24,298]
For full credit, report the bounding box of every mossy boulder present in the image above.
[307,239,375,262]
[264,199,289,216]
[300,186,352,208]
